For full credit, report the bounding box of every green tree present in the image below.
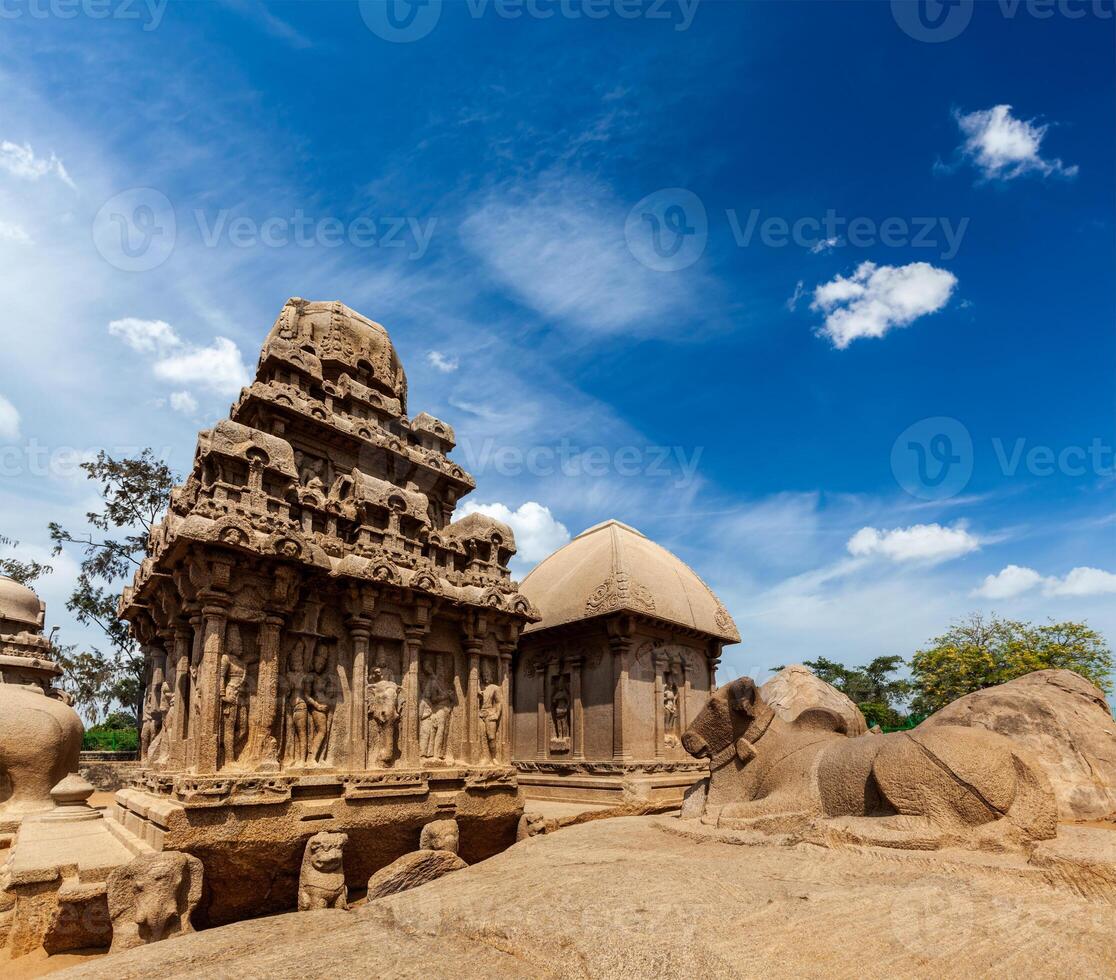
[0,534,52,585]
[48,450,176,724]
[909,613,1113,716]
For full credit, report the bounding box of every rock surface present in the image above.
[107,852,203,953]
[922,669,1116,821]
[759,664,868,736]
[365,850,467,900]
[60,815,1116,979]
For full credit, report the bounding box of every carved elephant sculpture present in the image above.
[681,676,1058,850]
[0,684,83,821]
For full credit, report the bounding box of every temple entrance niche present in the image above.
[539,655,583,759]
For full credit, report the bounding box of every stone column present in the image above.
[169,626,192,768]
[569,656,584,760]
[466,638,481,764]
[653,654,666,759]
[680,660,692,735]
[498,641,514,764]
[187,611,203,752]
[254,614,284,771]
[347,619,372,770]
[191,599,228,773]
[535,662,548,760]
[401,630,423,767]
[610,635,632,762]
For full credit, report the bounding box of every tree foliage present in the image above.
[909,613,1113,716]
[0,534,52,585]
[48,450,176,723]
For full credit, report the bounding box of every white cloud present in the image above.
[153,338,250,397]
[109,319,249,398]
[847,523,980,564]
[811,261,957,349]
[169,390,199,416]
[458,500,570,569]
[953,105,1077,182]
[0,220,31,244]
[426,350,459,373]
[972,564,1044,599]
[108,318,182,356]
[785,279,805,312]
[1044,566,1116,597]
[0,394,20,440]
[810,236,840,254]
[0,140,75,188]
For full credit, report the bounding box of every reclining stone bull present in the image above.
[681,676,1058,851]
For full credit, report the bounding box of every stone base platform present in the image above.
[515,760,706,805]
[110,766,523,926]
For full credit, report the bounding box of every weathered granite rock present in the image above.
[679,777,708,820]
[922,669,1116,821]
[759,664,868,736]
[365,850,467,900]
[107,852,203,953]
[298,832,347,911]
[683,675,1057,850]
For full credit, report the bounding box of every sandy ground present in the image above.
[51,814,1116,980]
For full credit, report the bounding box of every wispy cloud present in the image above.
[0,140,75,188]
[109,318,250,398]
[847,523,981,564]
[0,393,20,440]
[427,350,459,373]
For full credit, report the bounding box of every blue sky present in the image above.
[0,0,1113,686]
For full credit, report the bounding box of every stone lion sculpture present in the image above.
[107,851,204,953]
[681,676,1058,851]
[298,831,348,911]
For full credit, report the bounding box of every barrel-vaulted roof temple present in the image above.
[0,299,738,934]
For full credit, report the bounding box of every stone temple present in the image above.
[114,299,539,924]
[512,520,739,804]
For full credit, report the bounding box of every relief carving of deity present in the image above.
[419,657,453,764]
[367,664,404,767]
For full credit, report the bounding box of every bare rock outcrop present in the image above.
[759,664,868,736]
[921,669,1116,821]
[365,850,467,900]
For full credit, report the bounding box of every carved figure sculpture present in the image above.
[146,679,173,763]
[307,644,334,765]
[418,818,459,854]
[107,852,204,953]
[419,658,453,763]
[367,665,404,767]
[285,635,312,765]
[220,624,250,765]
[478,663,503,764]
[550,678,570,740]
[516,811,555,841]
[663,679,678,736]
[298,831,348,911]
[681,676,1058,851]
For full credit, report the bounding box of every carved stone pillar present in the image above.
[653,654,666,759]
[187,611,203,753]
[401,631,423,767]
[347,619,372,770]
[680,660,692,736]
[191,599,228,772]
[535,660,548,760]
[610,633,632,762]
[569,655,584,760]
[497,641,514,764]
[466,638,481,764]
[169,626,191,768]
[254,614,284,771]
